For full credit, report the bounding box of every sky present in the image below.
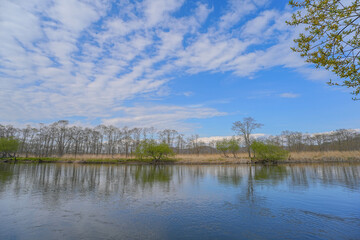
[0,0,359,137]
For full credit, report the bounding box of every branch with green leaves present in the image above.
[287,0,360,99]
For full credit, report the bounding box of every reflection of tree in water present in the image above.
[0,164,14,193]
[254,165,289,184]
[1,163,359,206]
[186,166,206,184]
[217,166,243,186]
[242,164,360,202]
[289,163,360,190]
[134,165,173,186]
[245,165,288,203]
[288,166,310,188]
[0,164,177,204]
[246,166,255,202]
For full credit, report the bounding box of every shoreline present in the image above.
[1,156,360,165]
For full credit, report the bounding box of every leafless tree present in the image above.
[232,117,263,157]
[1,120,359,158]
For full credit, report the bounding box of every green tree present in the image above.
[228,138,240,157]
[135,140,174,162]
[287,0,360,99]
[251,141,289,163]
[0,137,19,158]
[216,138,240,157]
[216,139,230,157]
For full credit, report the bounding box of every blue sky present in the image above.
[0,0,359,136]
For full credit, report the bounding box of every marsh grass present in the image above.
[174,153,249,163]
[12,154,175,164]
[289,151,360,159]
[9,151,360,164]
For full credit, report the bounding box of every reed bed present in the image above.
[61,154,134,160]
[15,151,360,164]
[289,151,360,159]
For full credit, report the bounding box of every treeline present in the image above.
[258,129,360,152]
[0,120,359,157]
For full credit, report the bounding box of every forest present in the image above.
[0,120,359,158]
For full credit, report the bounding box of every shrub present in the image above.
[228,138,240,157]
[251,141,288,162]
[0,137,19,158]
[135,140,174,162]
[216,138,240,157]
[216,139,230,157]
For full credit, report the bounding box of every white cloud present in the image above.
[198,134,266,144]
[0,0,333,128]
[143,0,185,26]
[47,0,100,32]
[279,93,300,98]
[199,129,360,144]
[183,91,193,97]
[218,0,268,31]
[102,105,227,132]
[241,10,279,37]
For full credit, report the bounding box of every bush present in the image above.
[216,138,240,157]
[228,138,240,157]
[135,140,174,162]
[0,137,19,158]
[251,141,288,162]
[216,139,230,157]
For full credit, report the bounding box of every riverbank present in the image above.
[176,151,360,164]
[1,151,360,164]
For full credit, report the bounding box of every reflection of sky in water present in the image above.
[0,163,359,240]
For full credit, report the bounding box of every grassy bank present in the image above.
[175,151,360,164]
[1,151,359,164]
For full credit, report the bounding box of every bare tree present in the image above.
[158,129,178,147]
[281,131,304,152]
[1,120,359,158]
[187,134,202,155]
[232,117,263,158]
[175,134,186,154]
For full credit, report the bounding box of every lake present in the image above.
[0,163,359,240]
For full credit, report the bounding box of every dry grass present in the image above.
[289,151,360,160]
[18,154,135,160]
[174,153,249,163]
[175,151,360,163]
[61,154,134,160]
[16,151,360,164]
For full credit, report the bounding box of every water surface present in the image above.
[0,163,359,239]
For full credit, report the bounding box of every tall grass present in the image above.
[16,151,360,163]
[289,151,360,159]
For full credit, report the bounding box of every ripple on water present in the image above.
[0,163,359,240]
